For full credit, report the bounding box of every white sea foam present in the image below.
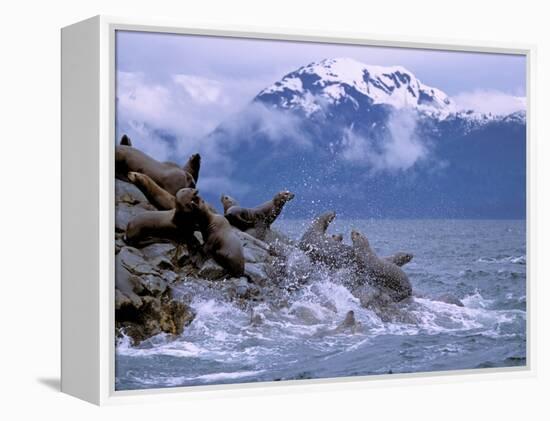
[477,255,526,265]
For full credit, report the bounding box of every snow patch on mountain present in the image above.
[259,57,452,116]
[258,57,526,125]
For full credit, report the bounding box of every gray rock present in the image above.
[115,202,155,233]
[116,292,195,345]
[141,243,177,270]
[198,259,227,280]
[244,262,269,285]
[117,247,168,295]
[222,277,261,301]
[115,179,148,204]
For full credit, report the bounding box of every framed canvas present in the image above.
[61,15,534,405]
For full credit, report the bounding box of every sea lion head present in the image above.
[341,310,356,327]
[175,188,200,214]
[351,230,371,250]
[331,233,344,242]
[394,252,413,266]
[273,190,295,207]
[221,194,239,213]
[314,211,336,233]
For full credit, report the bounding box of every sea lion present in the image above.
[115,135,198,195]
[191,193,245,277]
[351,230,412,302]
[382,252,413,267]
[125,188,203,258]
[333,310,362,334]
[331,233,344,242]
[221,194,239,213]
[128,171,220,217]
[128,172,175,210]
[222,191,295,240]
[298,211,355,269]
[312,311,362,337]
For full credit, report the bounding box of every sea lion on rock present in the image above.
[351,230,412,302]
[191,193,245,277]
[221,194,239,213]
[222,191,295,240]
[125,188,203,260]
[299,211,355,269]
[382,252,413,267]
[128,171,220,214]
[115,135,198,195]
[128,172,176,210]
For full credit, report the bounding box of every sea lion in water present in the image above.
[115,135,198,195]
[125,188,201,252]
[313,311,362,337]
[382,252,413,267]
[328,233,412,267]
[351,230,412,302]
[191,193,245,277]
[298,211,355,269]
[331,233,344,242]
[222,191,295,240]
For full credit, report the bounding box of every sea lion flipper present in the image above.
[128,172,176,210]
[225,208,256,230]
[182,153,201,184]
[120,134,132,146]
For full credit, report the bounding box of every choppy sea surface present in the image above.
[115,219,527,390]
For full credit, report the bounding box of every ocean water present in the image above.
[115,219,527,390]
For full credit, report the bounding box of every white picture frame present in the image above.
[61,15,535,405]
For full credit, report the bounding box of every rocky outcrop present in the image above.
[115,178,418,345]
[115,180,280,344]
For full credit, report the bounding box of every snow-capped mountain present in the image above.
[202,58,526,218]
[257,57,452,117]
[256,57,525,128]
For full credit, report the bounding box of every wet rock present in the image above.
[290,304,322,325]
[223,277,261,301]
[115,245,193,345]
[235,229,271,262]
[198,259,227,280]
[244,262,269,285]
[116,291,195,345]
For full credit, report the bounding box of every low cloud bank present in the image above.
[451,90,526,115]
[340,110,428,172]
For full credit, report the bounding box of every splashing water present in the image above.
[115,219,526,390]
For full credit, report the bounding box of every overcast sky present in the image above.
[116,30,526,95]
